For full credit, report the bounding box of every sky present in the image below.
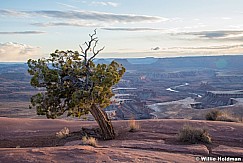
[1,0,243,62]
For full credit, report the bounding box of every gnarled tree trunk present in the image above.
[89,104,115,140]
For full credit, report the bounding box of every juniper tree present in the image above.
[27,30,125,140]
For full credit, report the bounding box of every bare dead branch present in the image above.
[79,45,85,58]
[84,39,97,62]
[80,29,102,65]
[79,45,84,53]
[89,46,105,62]
[97,46,105,54]
[89,29,97,38]
[80,54,85,58]
[92,40,99,55]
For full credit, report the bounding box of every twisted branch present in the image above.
[79,29,105,65]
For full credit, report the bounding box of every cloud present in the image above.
[0,42,41,62]
[56,2,79,9]
[91,1,119,7]
[221,17,232,20]
[151,47,160,50]
[167,44,243,50]
[31,22,101,27]
[158,44,243,56]
[0,9,166,24]
[101,27,163,31]
[178,30,243,40]
[0,9,28,17]
[0,31,45,35]
[97,43,243,58]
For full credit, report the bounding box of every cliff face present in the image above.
[110,102,154,120]
[197,91,243,108]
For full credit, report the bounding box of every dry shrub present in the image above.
[205,110,222,121]
[216,112,239,122]
[205,110,239,122]
[128,119,140,132]
[240,117,243,123]
[56,127,70,139]
[82,136,97,147]
[178,125,212,144]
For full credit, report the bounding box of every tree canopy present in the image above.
[27,30,125,139]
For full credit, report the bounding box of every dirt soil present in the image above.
[0,117,243,162]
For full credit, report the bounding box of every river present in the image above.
[148,83,203,119]
[166,83,202,98]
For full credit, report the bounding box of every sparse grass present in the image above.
[240,117,243,123]
[128,119,140,132]
[82,136,98,147]
[56,127,70,139]
[178,125,212,144]
[205,110,239,122]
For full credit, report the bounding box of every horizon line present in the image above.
[1,54,243,63]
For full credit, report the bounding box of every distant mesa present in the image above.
[94,58,110,64]
[113,59,132,67]
[128,57,158,64]
[93,55,243,72]
[93,55,243,70]
[154,55,243,70]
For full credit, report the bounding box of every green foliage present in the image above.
[178,125,212,144]
[27,48,125,119]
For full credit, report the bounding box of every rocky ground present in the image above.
[0,117,243,162]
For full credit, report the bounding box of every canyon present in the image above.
[0,55,243,120]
